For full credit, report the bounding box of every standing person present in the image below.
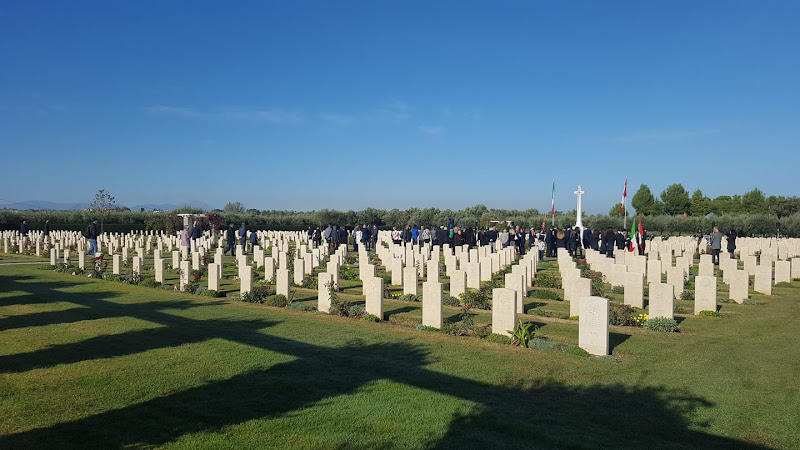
[452,227,465,252]
[537,238,545,261]
[616,229,626,251]
[371,225,378,250]
[338,226,348,251]
[582,227,591,250]
[421,226,431,248]
[726,230,737,258]
[517,228,526,256]
[391,227,402,245]
[190,221,202,248]
[361,224,371,251]
[20,220,29,237]
[238,223,247,255]
[224,223,236,257]
[84,220,100,257]
[401,225,412,246]
[323,224,333,246]
[180,225,191,259]
[353,225,361,252]
[499,228,510,249]
[43,220,50,237]
[638,227,647,256]
[313,227,322,248]
[411,225,419,246]
[604,229,616,258]
[250,228,259,251]
[710,226,723,265]
[307,226,314,243]
[487,226,498,253]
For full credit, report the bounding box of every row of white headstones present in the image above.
[4,229,798,356]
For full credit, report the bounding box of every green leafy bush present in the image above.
[348,304,366,317]
[509,320,536,348]
[416,324,436,331]
[534,272,561,288]
[198,289,219,298]
[698,310,722,317]
[288,301,315,311]
[397,294,421,302]
[529,289,561,300]
[39,264,57,270]
[742,298,757,305]
[564,345,590,357]
[529,338,559,351]
[264,294,289,307]
[442,295,460,306]
[459,288,491,310]
[643,317,679,332]
[104,273,123,282]
[300,274,318,289]
[141,278,160,289]
[182,280,200,294]
[362,313,380,322]
[673,303,687,313]
[680,290,695,300]
[611,285,625,295]
[609,302,638,326]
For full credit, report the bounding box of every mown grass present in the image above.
[0,259,798,449]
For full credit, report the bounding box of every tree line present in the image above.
[1,204,798,237]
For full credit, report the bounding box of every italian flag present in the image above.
[618,178,627,216]
[629,216,637,252]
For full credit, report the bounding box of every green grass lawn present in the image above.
[1,258,798,449]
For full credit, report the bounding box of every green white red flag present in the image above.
[618,178,627,216]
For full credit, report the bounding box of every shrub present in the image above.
[529,338,559,351]
[534,272,561,288]
[742,298,757,305]
[459,288,491,310]
[300,274,318,289]
[633,313,649,327]
[327,282,350,316]
[141,278,160,288]
[717,297,733,304]
[397,294,421,302]
[288,301,315,311]
[39,264,58,270]
[362,313,380,322]
[680,290,695,300]
[673,303,687,314]
[509,320,536,348]
[611,285,625,295]
[643,317,679,332]
[416,324,436,331]
[442,295,460,306]
[264,294,289,307]
[126,270,144,285]
[104,273,123,282]
[199,289,220,298]
[183,281,200,294]
[340,265,359,281]
[529,289,561,300]
[348,304,366,317]
[698,310,722,317]
[609,303,638,326]
[564,345,590,357]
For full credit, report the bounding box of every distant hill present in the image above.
[0,200,213,211]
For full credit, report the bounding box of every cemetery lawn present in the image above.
[1,264,798,449]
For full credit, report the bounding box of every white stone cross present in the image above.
[574,186,585,230]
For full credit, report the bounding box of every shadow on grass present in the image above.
[0,273,769,449]
[384,305,418,317]
[610,331,632,353]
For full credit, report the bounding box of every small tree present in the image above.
[224,202,246,213]
[90,189,116,234]
[90,189,115,211]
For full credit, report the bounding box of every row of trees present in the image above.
[1,206,796,237]
[624,184,800,218]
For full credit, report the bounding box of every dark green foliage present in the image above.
[183,281,200,294]
[509,320,536,348]
[347,304,366,317]
[698,310,722,317]
[264,294,289,307]
[609,303,638,326]
[643,317,679,332]
[361,314,380,322]
[611,285,625,295]
[141,278,160,289]
[529,289,561,300]
[534,272,561,288]
[198,289,220,298]
[660,184,691,215]
[300,274,318,289]
[442,307,479,336]
[459,288,491,310]
[288,301,316,311]
[680,290,695,301]
[240,285,275,303]
[442,295,460,306]
[398,294,421,302]
[673,303,688,314]
[104,273,123,282]
[328,284,350,316]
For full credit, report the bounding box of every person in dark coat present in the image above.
[338,226,348,251]
[43,220,50,237]
[313,227,322,248]
[20,220,29,237]
[590,229,600,251]
[487,226,498,253]
[517,228,526,256]
[726,230,736,258]
[190,222,202,246]
[544,227,553,258]
[604,229,616,258]
[238,223,247,255]
[250,229,259,250]
[582,227,591,249]
[224,223,236,256]
[638,228,647,256]
[84,220,100,256]
[615,229,626,250]
[361,225,372,252]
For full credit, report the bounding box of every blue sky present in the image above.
[1,1,798,214]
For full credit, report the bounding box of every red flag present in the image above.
[541,215,546,232]
[618,179,627,216]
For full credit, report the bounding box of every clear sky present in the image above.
[1,1,798,214]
